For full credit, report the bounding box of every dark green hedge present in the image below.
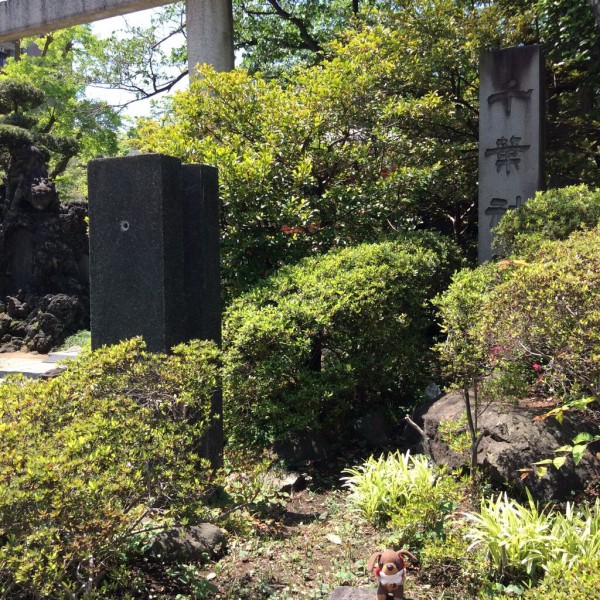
[223,233,463,447]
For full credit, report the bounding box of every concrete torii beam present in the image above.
[0,0,234,73]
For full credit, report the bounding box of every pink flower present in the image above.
[532,363,543,372]
[489,345,504,358]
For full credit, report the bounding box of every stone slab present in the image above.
[328,588,374,600]
[327,587,419,600]
[0,0,171,43]
[43,350,81,363]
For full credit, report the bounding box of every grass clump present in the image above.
[464,492,600,583]
[58,329,91,350]
[342,451,463,546]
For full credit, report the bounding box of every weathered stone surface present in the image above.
[327,588,374,600]
[89,154,185,352]
[412,390,600,501]
[274,429,331,466]
[478,45,544,263]
[147,523,227,564]
[0,201,89,352]
[352,411,391,448]
[264,471,307,495]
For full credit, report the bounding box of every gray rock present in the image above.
[6,296,27,319]
[274,429,330,466]
[266,471,307,494]
[352,411,391,447]
[147,523,227,564]
[412,390,600,502]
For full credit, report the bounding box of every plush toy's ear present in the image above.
[398,549,419,565]
[367,552,381,572]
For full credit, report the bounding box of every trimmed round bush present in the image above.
[479,226,600,401]
[493,185,600,257]
[223,233,463,448]
[438,226,600,404]
[0,338,220,598]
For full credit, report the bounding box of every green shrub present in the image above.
[223,234,463,447]
[0,337,220,598]
[342,451,463,545]
[437,226,600,406]
[493,185,600,258]
[479,226,600,402]
[516,555,600,600]
[434,262,502,390]
[465,493,600,582]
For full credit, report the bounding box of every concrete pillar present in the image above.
[186,0,234,74]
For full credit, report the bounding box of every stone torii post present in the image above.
[0,0,234,74]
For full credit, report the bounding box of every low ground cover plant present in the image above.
[342,451,463,546]
[0,337,220,598]
[465,492,600,586]
[223,234,462,449]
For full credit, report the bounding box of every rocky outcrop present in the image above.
[412,390,600,502]
[0,201,89,352]
[0,292,87,353]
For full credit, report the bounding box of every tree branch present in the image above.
[264,0,323,53]
[404,415,434,462]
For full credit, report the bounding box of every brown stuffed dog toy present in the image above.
[367,549,418,600]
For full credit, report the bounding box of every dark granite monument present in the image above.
[88,154,221,352]
[88,153,222,466]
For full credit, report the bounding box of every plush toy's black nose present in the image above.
[386,564,394,571]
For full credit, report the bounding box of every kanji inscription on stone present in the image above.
[478,45,544,263]
[485,135,531,174]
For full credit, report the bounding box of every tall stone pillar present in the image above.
[478,45,544,262]
[186,0,234,74]
[88,153,223,467]
[88,154,186,353]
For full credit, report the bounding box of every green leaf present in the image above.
[572,444,588,465]
[552,456,567,469]
[572,432,595,444]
